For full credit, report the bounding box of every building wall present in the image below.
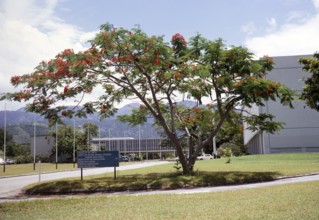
[256,55,319,154]
[246,132,264,154]
[31,136,177,159]
[30,135,54,155]
[91,138,176,154]
[243,104,261,146]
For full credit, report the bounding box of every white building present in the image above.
[244,55,319,154]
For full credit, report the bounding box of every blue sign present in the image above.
[77,151,119,168]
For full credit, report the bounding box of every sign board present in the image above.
[77,151,119,168]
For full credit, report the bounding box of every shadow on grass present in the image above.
[24,171,281,195]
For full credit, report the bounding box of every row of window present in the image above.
[91,138,175,152]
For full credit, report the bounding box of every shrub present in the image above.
[36,154,51,163]
[15,154,32,164]
[218,142,245,157]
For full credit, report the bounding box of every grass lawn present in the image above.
[24,153,319,195]
[0,163,78,177]
[0,162,133,177]
[1,180,319,220]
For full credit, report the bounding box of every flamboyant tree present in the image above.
[3,24,294,174]
[299,53,319,111]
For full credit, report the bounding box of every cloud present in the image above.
[266,17,277,32]
[0,0,95,109]
[244,0,319,57]
[241,22,257,36]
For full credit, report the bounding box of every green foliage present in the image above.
[217,146,233,163]
[173,161,182,173]
[244,113,284,134]
[51,123,98,157]
[214,111,244,152]
[6,143,30,158]
[15,154,32,164]
[0,129,13,149]
[299,53,319,111]
[225,148,233,163]
[35,154,51,163]
[218,142,244,157]
[5,23,295,174]
[0,129,30,159]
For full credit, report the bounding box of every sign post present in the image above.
[38,160,41,182]
[77,151,119,180]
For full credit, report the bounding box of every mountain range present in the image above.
[0,101,198,145]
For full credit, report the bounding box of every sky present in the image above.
[1,0,319,110]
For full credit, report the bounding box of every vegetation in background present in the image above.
[300,52,319,111]
[50,123,98,159]
[0,129,31,163]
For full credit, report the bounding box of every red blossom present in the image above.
[263,55,274,63]
[62,49,74,55]
[154,59,161,65]
[112,57,119,62]
[171,33,187,46]
[55,58,67,67]
[174,72,184,79]
[64,86,69,94]
[11,75,20,85]
[16,90,31,101]
[55,68,70,77]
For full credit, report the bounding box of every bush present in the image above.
[36,154,51,163]
[218,143,245,157]
[15,154,32,164]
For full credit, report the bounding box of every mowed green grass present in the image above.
[25,153,319,194]
[123,152,319,176]
[1,180,319,220]
[0,162,133,177]
[0,163,78,177]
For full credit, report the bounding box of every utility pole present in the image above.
[139,124,141,159]
[3,100,6,173]
[33,114,36,170]
[73,119,76,168]
[55,123,58,169]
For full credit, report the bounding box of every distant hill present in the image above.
[0,101,198,145]
[0,103,157,145]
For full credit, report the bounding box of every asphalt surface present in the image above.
[0,161,169,200]
[0,162,319,203]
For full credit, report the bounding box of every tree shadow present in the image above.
[24,171,281,195]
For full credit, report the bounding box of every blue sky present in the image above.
[1,0,319,109]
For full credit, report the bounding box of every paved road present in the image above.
[0,161,169,199]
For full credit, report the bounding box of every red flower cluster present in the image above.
[62,49,74,56]
[171,33,187,46]
[15,90,31,101]
[55,58,67,67]
[64,86,69,94]
[263,55,274,63]
[11,75,20,85]
[154,59,161,65]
